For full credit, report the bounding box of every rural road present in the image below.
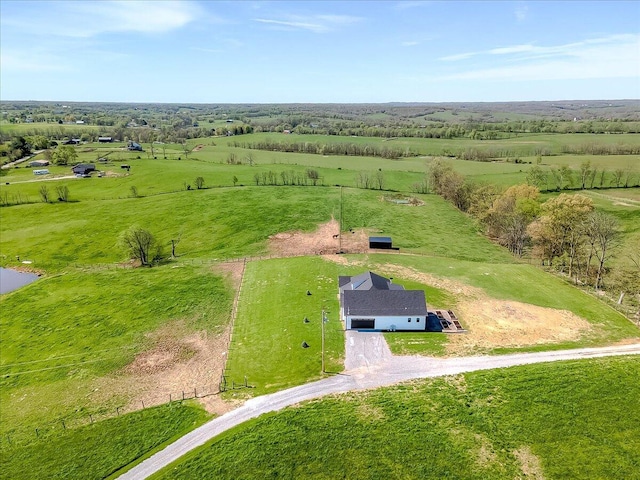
[119,337,640,480]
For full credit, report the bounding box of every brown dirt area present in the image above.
[193,144,204,151]
[93,323,236,416]
[268,218,370,256]
[448,300,592,355]
[513,446,546,479]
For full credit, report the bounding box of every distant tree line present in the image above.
[251,169,322,186]
[236,140,410,159]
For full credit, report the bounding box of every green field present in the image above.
[0,402,209,480]
[153,356,640,480]
[0,265,231,434]
[1,126,639,479]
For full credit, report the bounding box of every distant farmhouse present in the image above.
[339,272,428,331]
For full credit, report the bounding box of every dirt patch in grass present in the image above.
[94,322,234,416]
[213,261,244,290]
[447,300,592,355]
[513,446,545,479]
[193,144,205,151]
[268,219,369,257]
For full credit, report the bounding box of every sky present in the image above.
[1,0,639,103]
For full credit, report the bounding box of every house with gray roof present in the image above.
[339,272,428,331]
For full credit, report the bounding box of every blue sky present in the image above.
[1,1,638,103]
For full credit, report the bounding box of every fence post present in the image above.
[244,376,248,387]
[169,393,172,403]
[182,391,185,401]
[194,387,197,398]
[89,414,93,423]
[35,428,39,438]
[61,420,66,430]
[116,407,120,416]
[141,400,145,409]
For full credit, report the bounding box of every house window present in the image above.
[408,318,411,322]
[417,318,420,322]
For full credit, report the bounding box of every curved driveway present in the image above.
[120,336,640,480]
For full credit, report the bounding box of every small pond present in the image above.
[0,267,39,294]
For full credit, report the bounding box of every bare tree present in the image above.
[55,185,69,202]
[39,185,50,203]
[375,170,385,190]
[170,232,182,258]
[120,226,161,266]
[579,160,592,190]
[583,211,620,289]
[306,169,320,186]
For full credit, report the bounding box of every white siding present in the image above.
[345,315,426,331]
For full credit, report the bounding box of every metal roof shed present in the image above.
[369,236,393,249]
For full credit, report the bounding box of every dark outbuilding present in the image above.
[369,236,393,249]
[72,163,96,175]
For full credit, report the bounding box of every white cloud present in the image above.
[254,14,362,33]
[254,18,327,33]
[437,34,640,82]
[3,1,201,38]
[401,41,420,47]
[514,3,529,22]
[395,1,433,10]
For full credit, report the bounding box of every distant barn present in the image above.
[369,236,393,249]
[72,163,96,175]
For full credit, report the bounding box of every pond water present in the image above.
[0,267,39,294]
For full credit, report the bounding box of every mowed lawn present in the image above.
[224,257,346,395]
[153,356,640,480]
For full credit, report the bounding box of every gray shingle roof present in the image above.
[339,271,402,292]
[343,290,428,316]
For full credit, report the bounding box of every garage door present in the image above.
[351,319,375,329]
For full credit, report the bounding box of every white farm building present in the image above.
[339,272,428,331]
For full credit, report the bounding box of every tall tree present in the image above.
[53,145,78,166]
[583,211,620,289]
[120,226,160,266]
[528,193,593,273]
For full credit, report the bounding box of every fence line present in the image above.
[1,377,257,448]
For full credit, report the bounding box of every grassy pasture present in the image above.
[0,265,231,433]
[0,402,209,480]
[153,356,640,480]
[1,129,638,478]
[0,185,514,271]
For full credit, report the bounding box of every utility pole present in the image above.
[321,308,327,373]
[339,186,343,253]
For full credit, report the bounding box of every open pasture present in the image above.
[0,402,209,480]
[153,356,640,480]
[0,265,231,431]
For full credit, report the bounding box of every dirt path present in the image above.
[118,342,640,480]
